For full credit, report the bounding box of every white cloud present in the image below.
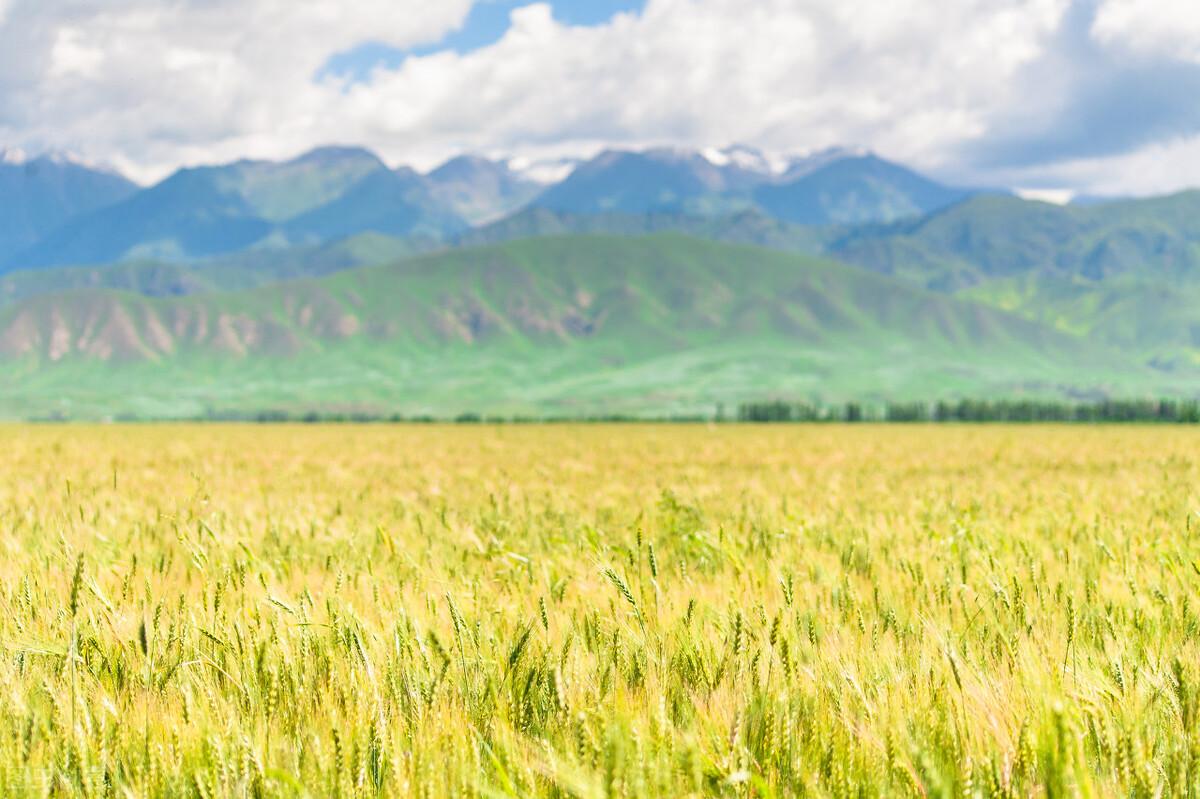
[0,0,1079,184]
[1092,0,1200,63]
[339,0,1071,173]
[0,0,473,180]
[1011,134,1200,197]
[49,27,104,79]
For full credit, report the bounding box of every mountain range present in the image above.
[1,143,1199,418]
[4,147,468,270]
[0,144,985,274]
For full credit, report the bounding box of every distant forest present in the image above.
[737,398,1200,423]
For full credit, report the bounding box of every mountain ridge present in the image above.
[1,150,468,272]
[2,144,983,272]
[0,155,139,263]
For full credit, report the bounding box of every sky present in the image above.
[1,0,1199,196]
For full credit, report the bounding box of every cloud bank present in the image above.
[0,0,1197,195]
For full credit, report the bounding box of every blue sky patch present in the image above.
[319,0,646,84]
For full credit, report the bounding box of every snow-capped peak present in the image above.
[1015,187,1075,206]
[700,144,813,176]
[700,144,786,175]
[1,147,29,165]
[506,155,582,185]
[43,149,108,169]
[1,147,107,170]
[777,146,870,179]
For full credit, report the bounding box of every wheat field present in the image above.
[0,423,1197,797]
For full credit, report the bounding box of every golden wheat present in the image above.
[0,423,1196,797]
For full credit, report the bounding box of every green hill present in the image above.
[0,233,422,309]
[462,207,832,253]
[826,192,1200,365]
[960,274,1200,368]
[10,188,1200,384]
[0,234,1179,419]
[831,192,1200,289]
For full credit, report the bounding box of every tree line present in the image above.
[737,398,1200,423]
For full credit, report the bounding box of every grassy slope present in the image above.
[831,192,1200,289]
[823,192,1200,366]
[0,234,1178,419]
[451,193,1200,375]
[462,207,831,254]
[961,273,1200,368]
[0,233,423,309]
